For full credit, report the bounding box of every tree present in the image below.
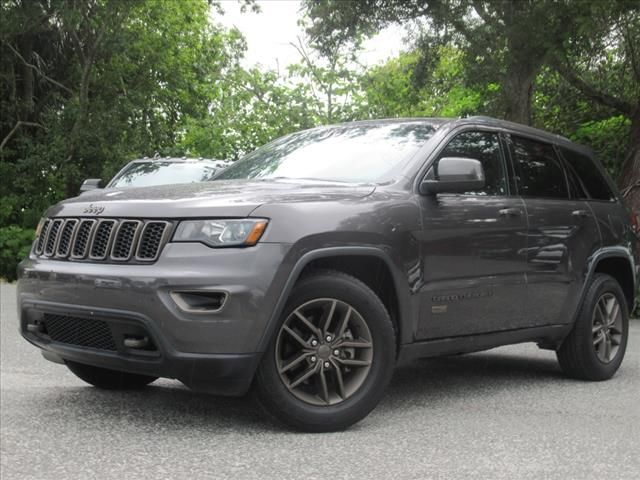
[551,2,640,211]
[358,46,499,119]
[304,0,583,125]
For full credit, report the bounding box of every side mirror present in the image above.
[419,157,485,194]
[80,178,103,193]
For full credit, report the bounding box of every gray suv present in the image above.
[17,117,639,431]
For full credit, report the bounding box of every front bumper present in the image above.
[17,242,291,395]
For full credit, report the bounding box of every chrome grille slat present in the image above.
[136,221,169,261]
[35,219,51,255]
[36,217,169,263]
[56,219,78,257]
[111,220,141,261]
[71,219,97,259]
[44,219,64,256]
[89,220,117,260]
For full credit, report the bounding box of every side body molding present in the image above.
[256,246,414,353]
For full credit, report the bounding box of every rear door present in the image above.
[416,129,528,339]
[507,135,601,326]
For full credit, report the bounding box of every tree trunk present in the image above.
[618,108,640,214]
[502,61,538,126]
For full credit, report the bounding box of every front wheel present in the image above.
[557,273,629,381]
[254,270,396,432]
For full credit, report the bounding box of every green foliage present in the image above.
[0,226,34,281]
[358,46,499,119]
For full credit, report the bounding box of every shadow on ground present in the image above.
[27,349,566,432]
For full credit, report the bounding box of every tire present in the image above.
[557,273,629,381]
[66,361,158,390]
[254,270,396,432]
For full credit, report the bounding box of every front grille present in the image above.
[34,217,170,264]
[43,314,117,351]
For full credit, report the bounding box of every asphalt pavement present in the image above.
[2,283,639,480]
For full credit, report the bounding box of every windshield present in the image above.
[109,162,219,188]
[216,122,436,183]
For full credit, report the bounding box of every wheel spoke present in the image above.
[592,324,603,334]
[336,357,371,368]
[331,359,346,399]
[593,332,605,346]
[609,325,622,335]
[595,302,607,324]
[282,325,308,348]
[294,310,321,337]
[279,352,311,374]
[603,337,612,361]
[289,363,319,388]
[336,338,372,349]
[607,302,620,327]
[323,300,337,335]
[336,307,352,338]
[317,367,329,404]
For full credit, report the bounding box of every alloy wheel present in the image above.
[591,293,623,364]
[275,298,374,406]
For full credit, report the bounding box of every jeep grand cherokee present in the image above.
[17,117,639,431]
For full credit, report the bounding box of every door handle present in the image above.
[572,209,589,218]
[499,208,522,217]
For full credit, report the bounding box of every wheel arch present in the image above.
[583,247,637,313]
[256,247,413,354]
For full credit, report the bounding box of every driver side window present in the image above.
[437,131,507,196]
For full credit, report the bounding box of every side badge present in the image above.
[431,305,448,314]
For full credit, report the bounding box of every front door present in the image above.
[415,130,528,340]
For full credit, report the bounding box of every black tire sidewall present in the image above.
[573,274,629,379]
[255,271,396,431]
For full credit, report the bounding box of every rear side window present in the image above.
[510,136,568,199]
[559,147,616,202]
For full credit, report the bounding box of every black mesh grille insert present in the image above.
[90,220,116,259]
[43,314,117,351]
[137,222,167,260]
[111,221,139,260]
[72,220,95,258]
[44,219,63,256]
[56,220,78,257]
[36,220,51,254]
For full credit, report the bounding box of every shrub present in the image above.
[0,226,34,281]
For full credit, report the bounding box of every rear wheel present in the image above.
[254,270,396,432]
[557,273,629,381]
[66,361,158,390]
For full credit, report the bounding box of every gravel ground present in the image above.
[2,283,639,480]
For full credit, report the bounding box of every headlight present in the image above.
[173,219,268,247]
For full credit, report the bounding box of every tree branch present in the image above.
[556,63,634,116]
[0,121,45,150]
[2,41,74,95]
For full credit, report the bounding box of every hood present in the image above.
[46,178,376,218]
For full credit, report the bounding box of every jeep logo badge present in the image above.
[83,204,105,215]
